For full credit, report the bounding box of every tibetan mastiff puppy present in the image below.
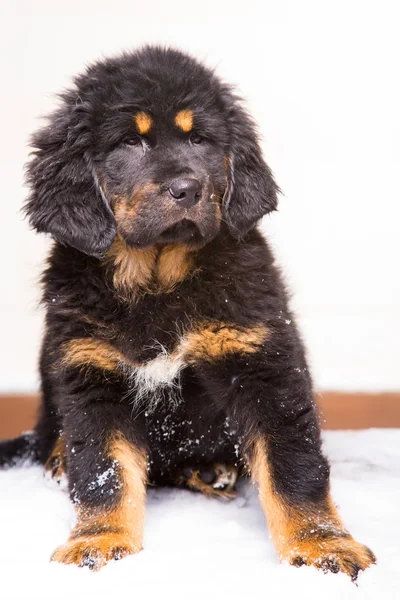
[0,46,375,577]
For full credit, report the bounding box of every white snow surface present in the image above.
[0,429,399,600]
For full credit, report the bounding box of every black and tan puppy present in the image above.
[0,46,375,577]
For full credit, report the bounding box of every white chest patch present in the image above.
[126,350,185,409]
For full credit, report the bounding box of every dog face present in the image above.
[99,104,228,249]
[25,47,279,256]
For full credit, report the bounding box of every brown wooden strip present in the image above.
[317,391,400,429]
[0,392,399,439]
[0,395,40,438]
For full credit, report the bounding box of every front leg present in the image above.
[192,319,376,580]
[249,436,375,580]
[51,365,147,570]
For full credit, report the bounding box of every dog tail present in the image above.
[0,432,41,468]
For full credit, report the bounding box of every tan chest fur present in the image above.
[61,322,269,407]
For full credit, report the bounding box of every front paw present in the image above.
[287,536,376,581]
[51,532,142,570]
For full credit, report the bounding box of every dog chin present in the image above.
[122,217,220,249]
[156,219,206,245]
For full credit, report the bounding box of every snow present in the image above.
[0,429,399,600]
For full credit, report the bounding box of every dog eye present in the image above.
[124,136,141,146]
[189,132,203,145]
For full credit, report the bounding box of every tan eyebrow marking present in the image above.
[134,112,153,135]
[175,109,193,132]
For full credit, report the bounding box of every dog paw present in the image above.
[287,536,376,581]
[51,532,142,570]
[178,462,238,499]
[44,454,68,490]
[44,437,68,490]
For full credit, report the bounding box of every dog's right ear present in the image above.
[24,98,116,257]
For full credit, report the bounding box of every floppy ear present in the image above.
[24,99,116,257]
[223,104,279,237]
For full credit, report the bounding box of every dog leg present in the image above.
[248,435,375,580]
[192,323,376,580]
[50,368,147,570]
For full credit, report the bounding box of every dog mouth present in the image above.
[115,185,222,249]
[157,219,204,245]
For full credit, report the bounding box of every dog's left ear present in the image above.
[222,103,279,237]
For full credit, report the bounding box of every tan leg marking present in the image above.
[251,438,376,579]
[51,433,147,570]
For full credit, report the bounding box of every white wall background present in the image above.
[0,0,399,393]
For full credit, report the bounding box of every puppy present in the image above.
[0,46,375,577]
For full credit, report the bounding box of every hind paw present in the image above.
[44,436,67,489]
[178,462,238,499]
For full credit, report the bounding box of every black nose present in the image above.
[169,178,201,208]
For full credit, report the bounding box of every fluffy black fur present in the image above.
[0,46,374,577]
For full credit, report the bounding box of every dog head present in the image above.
[25,46,279,256]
